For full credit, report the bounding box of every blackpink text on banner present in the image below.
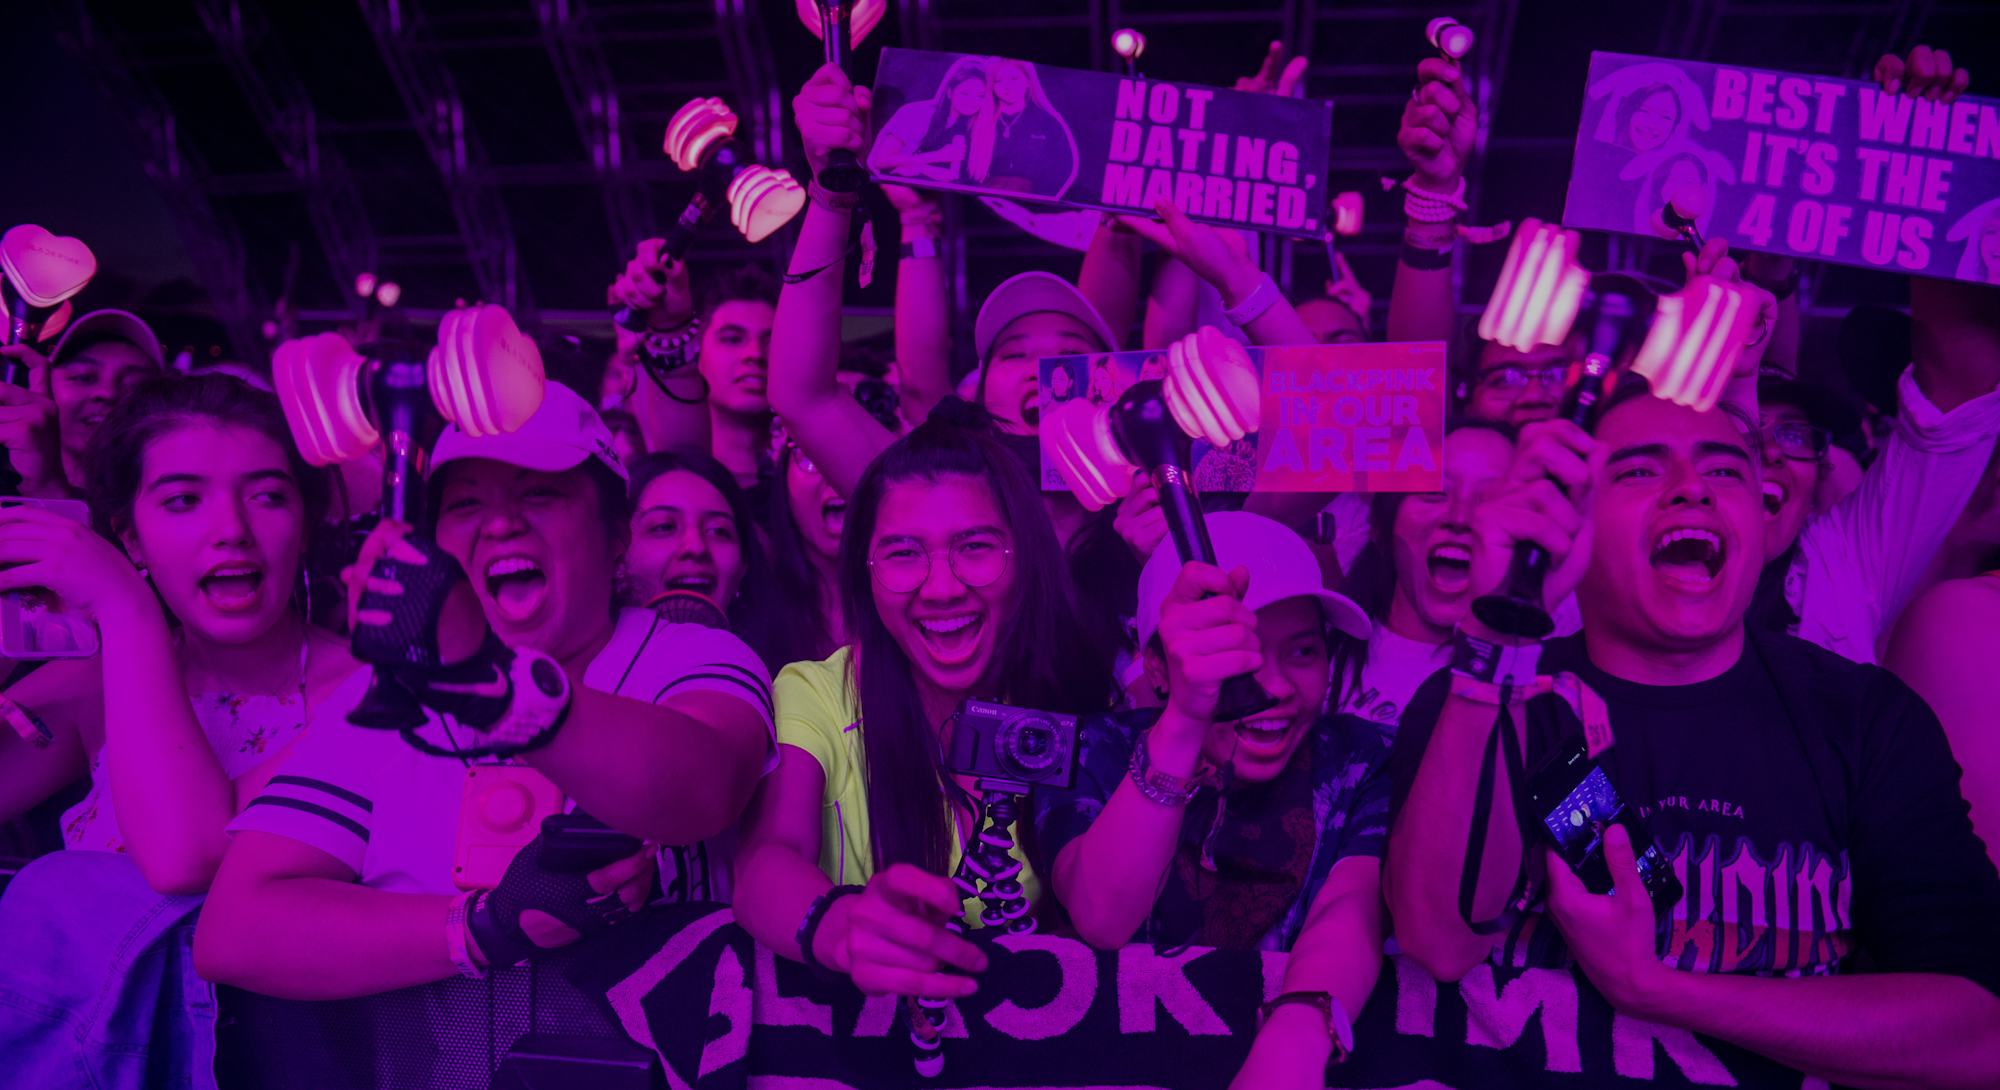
[1563,51,2000,286]
[867,48,1334,238]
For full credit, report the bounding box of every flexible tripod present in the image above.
[909,778,1036,1078]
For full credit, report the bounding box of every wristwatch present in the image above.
[1452,624,1543,686]
[1257,990,1353,1065]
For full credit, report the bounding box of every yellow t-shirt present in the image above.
[773,647,1042,925]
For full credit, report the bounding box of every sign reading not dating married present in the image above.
[1564,51,2000,285]
[867,48,1333,238]
[1038,341,1444,497]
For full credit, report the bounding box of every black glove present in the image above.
[467,833,641,970]
[347,535,572,757]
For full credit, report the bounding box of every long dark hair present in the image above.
[764,442,843,668]
[626,450,788,670]
[86,371,330,551]
[840,399,1112,874]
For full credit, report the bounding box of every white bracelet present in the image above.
[445,889,486,979]
[1222,273,1282,327]
[1403,176,1468,224]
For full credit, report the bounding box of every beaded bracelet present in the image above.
[1127,732,1201,808]
[1403,176,1468,224]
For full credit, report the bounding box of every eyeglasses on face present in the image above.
[867,535,1013,594]
[1477,364,1569,393]
[1759,420,1831,462]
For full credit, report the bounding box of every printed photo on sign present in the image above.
[1563,51,2000,286]
[1038,341,1445,496]
[869,47,1334,238]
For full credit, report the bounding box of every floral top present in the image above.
[61,690,309,854]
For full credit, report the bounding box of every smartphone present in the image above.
[0,498,100,660]
[539,813,645,873]
[453,764,565,891]
[1526,740,1682,912]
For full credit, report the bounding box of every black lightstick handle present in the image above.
[1470,357,1614,639]
[1150,463,1280,723]
[0,298,34,494]
[815,0,871,194]
[613,193,713,333]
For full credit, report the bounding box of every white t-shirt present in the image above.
[228,609,775,901]
[1340,625,1450,733]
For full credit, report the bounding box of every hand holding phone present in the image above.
[0,498,133,660]
[1526,740,1682,912]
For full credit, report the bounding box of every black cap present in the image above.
[1757,372,1862,445]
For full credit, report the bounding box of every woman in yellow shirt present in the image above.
[733,403,1110,1000]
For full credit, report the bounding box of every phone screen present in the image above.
[1529,742,1683,910]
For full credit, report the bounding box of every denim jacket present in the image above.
[0,850,217,1090]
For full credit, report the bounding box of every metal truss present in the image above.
[356,0,527,312]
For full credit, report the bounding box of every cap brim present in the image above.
[1758,376,1862,440]
[49,310,164,369]
[974,272,1117,361]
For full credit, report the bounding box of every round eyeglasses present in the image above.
[868,537,1013,594]
[1759,420,1831,462]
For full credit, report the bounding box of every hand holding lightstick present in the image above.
[1045,327,1277,721]
[1468,222,1645,639]
[798,0,885,193]
[614,99,806,333]
[0,225,97,494]
[1426,17,1475,61]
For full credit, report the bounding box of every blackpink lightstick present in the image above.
[1111,28,1147,77]
[1426,17,1475,61]
[797,0,886,193]
[1044,326,1275,721]
[0,224,97,492]
[1468,220,1751,638]
[613,98,806,333]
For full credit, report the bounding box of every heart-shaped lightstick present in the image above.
[729,166,809,244]
[1658,184,1710,250]
[274,333,380,467]
[0,225,97,349]
[1043,326,1277,721]
[797,0,885,193]
[1469,224,1668,639]
[1427,17,1475,60]
[1630,276,1756,413]
[614,99,806,333]
[1111,28,1146,77]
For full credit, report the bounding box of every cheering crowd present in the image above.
[2,35,1998,1090]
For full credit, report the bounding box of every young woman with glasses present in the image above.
[733,401,1111,1000]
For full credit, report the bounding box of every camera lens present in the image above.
[997,715,1060,777]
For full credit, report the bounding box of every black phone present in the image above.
[1526,741,1682,913]
[539,813,645,874]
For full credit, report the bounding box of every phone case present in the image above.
[453,764,565,891]
[0,498,100,660]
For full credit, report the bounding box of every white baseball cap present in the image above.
[1135,510,1370,652]
[49,309,164,370]
[973,271,1117,362]
[429,381,628,482]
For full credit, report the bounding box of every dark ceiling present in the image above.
[10,0,1997,375]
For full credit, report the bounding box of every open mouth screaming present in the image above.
[1426,541,1473,593]
[200,562,266,613]
[1650,526,1725,591]
[484,555,548,624]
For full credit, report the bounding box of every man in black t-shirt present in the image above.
[1373,390,2000,1089]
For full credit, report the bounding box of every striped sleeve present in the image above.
[227,719,382,875]
[618,620,776,752]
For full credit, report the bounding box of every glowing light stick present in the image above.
[1630,275,1755,413]
[1042,327,1278,720]
[1478,218,1589,352]
[794,0,886,48]
[274,333,379,467]
[1331,191,1364,238]
[1112,28,1146,76]
[1426,17,1474,60]
[0,225,96,348]
[728,166,808,244]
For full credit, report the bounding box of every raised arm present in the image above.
[882,184,952,427]
[608,244,713,455]
[1228,858,1385,1090]
[1385,57,1475,344]
[767,64,895,497]
[1076,217,1141,351]
[1119,201,1314,347]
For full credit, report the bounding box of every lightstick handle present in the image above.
[614,194,712,333]
[1150,463,1280,723]
[814,0,870,194]
[0,305,29,493]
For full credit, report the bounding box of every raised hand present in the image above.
[1158,562,1262,726]
[1235,41,1308,98]
[1398,57,1478,191]
[793,63,874,180]
[606,239,695,330]
[1874,45,1970,103]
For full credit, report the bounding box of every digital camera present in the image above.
[944,699,1080,790]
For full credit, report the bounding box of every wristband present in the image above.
[1403,176,1468,224]
[1222,273,1282,327]
[445,890,486,979]
[899,237,939,260]
[808,177,861,213]
[797,884,862,979]
[1399,242,1454,271]
[0,693,52,749]
[1257,990,1353,1065]
[1128,730,1203,807]
[1451,625,1543,686]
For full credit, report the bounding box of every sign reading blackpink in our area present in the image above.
[1564,51,2000,285]
[1037,341,1444,496]
[867,48,1334,237]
